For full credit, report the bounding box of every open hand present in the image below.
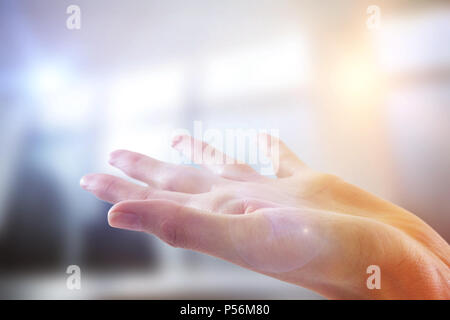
[80,135,450,299]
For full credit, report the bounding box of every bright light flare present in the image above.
[29,65,71,94]
[204,36,309,99]
[27,63,93,129]
[331,55,381,105]
[108,65,185,124]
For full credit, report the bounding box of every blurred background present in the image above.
[0,0,449,299]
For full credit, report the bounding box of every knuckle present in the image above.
[299,170,340,186]
[210,190,244,213]
[317,173,341,185]
[120,152,144,172]
[159,178,177,192]
[214,189,238,203]
[99,177,117,196]
[140,187,155,199]
[291,171,342,198]
[201,141,210,154]
[159,218,188,248]
[159,168,185,191]
[224,198,250,214]
[241,198,258,214]
[125,152,142,165]
[235,163,251,171]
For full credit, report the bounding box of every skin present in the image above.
[80,134,450,299]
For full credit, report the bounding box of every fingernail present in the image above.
[80,175,91,189]
[109,212,142,231]
[109,150,125,165]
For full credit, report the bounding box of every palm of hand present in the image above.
[81,134,450,299]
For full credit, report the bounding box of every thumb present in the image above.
[108,199,251,264]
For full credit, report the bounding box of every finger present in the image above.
[108,199,409,296]
[80,173,191,204]
[80,173,148,203]
[109,149,214,193]
[258,133,305,178]
[172,134,259,181]
[108,199,252,264]
[107,199,397,284]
